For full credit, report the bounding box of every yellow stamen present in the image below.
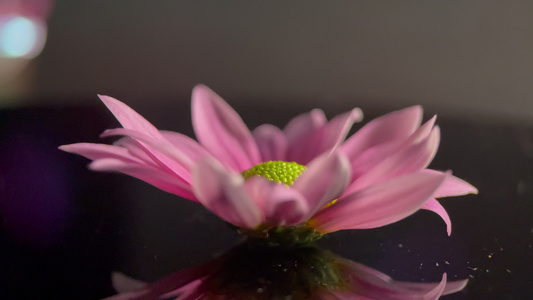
[242,161,306,186]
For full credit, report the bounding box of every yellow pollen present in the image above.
[242,161,306,186]
[322,199,338,209]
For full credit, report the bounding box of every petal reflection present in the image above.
[105,243,468,300]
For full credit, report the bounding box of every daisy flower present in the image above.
[60,85,477,242]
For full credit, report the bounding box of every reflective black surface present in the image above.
[1,100,532,299]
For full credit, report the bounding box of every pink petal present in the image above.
[313,171,448,233]
[162,278,205,299]
[140,261,219,298]
[59,143,143,164]
[99,95,188,177]
[284,108,327,142]
[313,108,364,159]
[104,261,219,300]
[345,126,440,195]
[174,282,206,300]
[252,124,288,161]
[192,158,262,228]
[114,137,160,166]
[424,169,478,198]
[425,273,447,300]
[98,94,164,139]
[383,274,466,297]
[89,158,196,201]
[160,130,212,163]
[347,140,405,180]
[243,177,309,226]
[192,84,261,172]
[293,152,351,219]
[342,106,423,161]
[400,115,437,145]
[421,198,452,236]
[284,108,362,165]
[337,258,454,300]
[102,128,195,182]
[284,109,327,164]
[266,194,309,226]
[442,278,469,295]
[347,115,438,183]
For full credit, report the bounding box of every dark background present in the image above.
[1,1,533,299]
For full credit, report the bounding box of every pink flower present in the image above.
[60,85,476,238]
[104,243,469,300]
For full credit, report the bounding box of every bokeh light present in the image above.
[0,15,46,59]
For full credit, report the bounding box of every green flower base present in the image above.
[236,225,324,247]
[204,242,346,299]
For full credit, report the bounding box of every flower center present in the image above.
[242,161,306,185]
[240,161,327,246]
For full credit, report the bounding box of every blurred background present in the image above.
[0,0,532,124]
[1,1,532,299]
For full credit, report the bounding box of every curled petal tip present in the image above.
[349,107,364,122]
[469,183,479,195]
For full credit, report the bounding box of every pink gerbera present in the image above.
[60,85,477,241]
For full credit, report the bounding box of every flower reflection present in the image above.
[105,242,467,300]
[60,85,476,242]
